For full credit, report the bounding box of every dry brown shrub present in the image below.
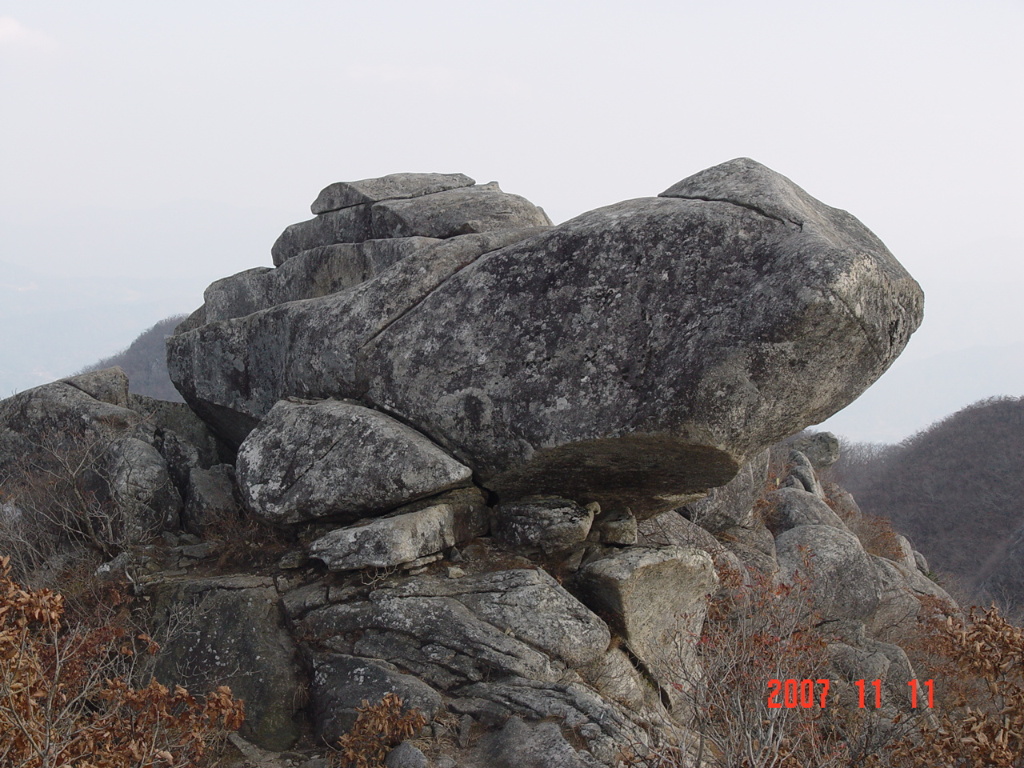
[329,692,427,768]
[845,512,905,561]
[665,569,863,768]
[889,603,1024,767]
[0,554,244,767]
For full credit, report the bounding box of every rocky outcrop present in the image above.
[0,368,220,556]
[1,161,945,767]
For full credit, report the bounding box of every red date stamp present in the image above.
[768,678,935,709]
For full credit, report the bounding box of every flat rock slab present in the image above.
[300,569,610,688]
[237,399,472,525]
[311,172,476,214]
[308,488,488,571]
[273,181,549,263]
[370,183,551,240]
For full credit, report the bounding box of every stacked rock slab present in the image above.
[168,160,923,517]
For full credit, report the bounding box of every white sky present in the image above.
[2,1,1022,441]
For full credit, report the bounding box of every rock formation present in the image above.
[168,159,922,516]
[0,160,949,767]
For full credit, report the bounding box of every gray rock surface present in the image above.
[0,370,193,551]
[453,678,655,764]
[637,511,724,554]
[236,399,472,525]
[717,519,778,579]
[205,238,440,323]
[271,207,374,265]
[682,449,770,532]
[370,183,551,240]
[169,230,540,446]
[494,497,595,555]
[183,464,239,533]
[361,160,921,516]
[868,555,956,642]
[782,450,825,497]
[384,742,429,768]
[310,653,442,745]
[148,579,302,750]
[475,716,602,768]
[272,181,549,264]
[312,172,475,214]
[575,546,717,712]
[103,436,183,538]
[308,488,488,571]
[914,550,929,573]
[775,524,880,622]
[790,431,841,469]
[591,508,638,546]
[300,569,610,689]
[763,486,846,536]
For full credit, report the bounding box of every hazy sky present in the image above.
[2,1,1022,441]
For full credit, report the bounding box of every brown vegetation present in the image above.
[0,555,244,768]
[329,693,427,768]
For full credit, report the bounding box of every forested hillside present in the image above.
[832,396,1024,612]
[80,315,187,402]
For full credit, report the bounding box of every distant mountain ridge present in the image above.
[80,315,187,402]
[834,396,1024,613]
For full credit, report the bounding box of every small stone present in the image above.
[447,566,466,579]
[385,742,428,768]
[593,508,638,546]
[278,550,310,570]
[458,714,474,748]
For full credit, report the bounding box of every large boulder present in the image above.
[775,524,881,622]
[0,369,201,553]
[170,159,922,517]
[236,398,473,525]
[147,576,303,751]
[169,229,541,447]
[574,546,717,713]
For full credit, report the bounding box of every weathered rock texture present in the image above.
[169,160,922,519]
[236,398,472,525]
